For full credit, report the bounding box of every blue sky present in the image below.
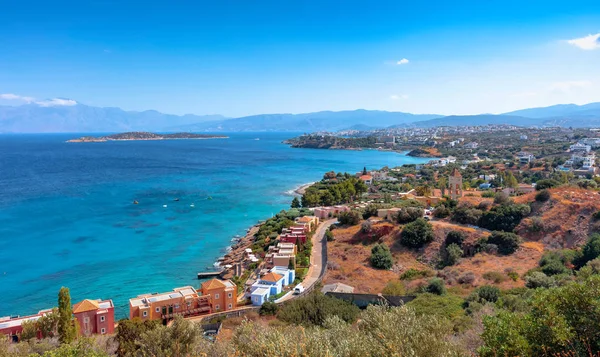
[1,0,599,117]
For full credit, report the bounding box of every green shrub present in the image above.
[370,243,394,270]
[469,285,501,304]
[478,204,531,232]
[540,259,569,276]
[493,192,512,205]
[525,272,555,289]
[573,233,600,269]
[535,179,560,190]
[444,243,463,266]
[425,278,446,295]
[338,210,361,225]
[445,230,465,246]
[507,271,519,281]
[452,205,483,225]
[481,191,496,198]
[400,268,434,280]
[535,189,551,202]
[325,229,334,242]
[406,293,465,322]
[433,205,451,218]
[277,291,360,326]
[487,231,521,255]
[259,301,278,316]
[397,207,425,224]
[481,276,600,356]
[482,271,508,284]
[382,281,406,296]
[400,218,434,248]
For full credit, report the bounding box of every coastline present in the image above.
[66,137,229,143]
[207,181,316,280]
[293,182,315,195]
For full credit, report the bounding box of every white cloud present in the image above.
[390,94,409,100]
[0,93,35,102]
[567,33,600,50]
[549,80,592,92]
[1,93,77,106]
[35,98,78,107]
[396,58,410,65]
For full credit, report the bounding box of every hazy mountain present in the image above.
[168,110,443,132]
[0,104,225,133]
[503,102,600,119]
[1,101,600,133]
[403,114,543,128]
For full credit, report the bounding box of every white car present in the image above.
[294,285,305,295]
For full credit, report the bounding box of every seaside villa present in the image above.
[2,298,115,342]
[129,279,237,321]
[0,309,53,342]
[73,298,115,336]
[249,267,295,306]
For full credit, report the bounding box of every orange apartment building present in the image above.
[72,299,115,336]
[200,278,238,312]
[129,279,237,322]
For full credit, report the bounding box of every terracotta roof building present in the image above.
[73,299,115,336]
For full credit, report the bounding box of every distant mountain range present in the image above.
[1,101,599,133]
[0,104,225,133]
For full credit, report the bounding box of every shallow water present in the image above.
[0,132,427,318]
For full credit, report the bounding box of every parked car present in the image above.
[294,284,305,295]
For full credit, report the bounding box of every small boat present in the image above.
[163,204,167,208]
[254,138,260,141]
[190,203,195,208]
[174,198,180,202]
[133,200,139,205]
[207,196,213,200]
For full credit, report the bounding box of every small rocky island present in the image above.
[67,132,228,142]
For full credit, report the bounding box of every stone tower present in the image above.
[449,168,463,200]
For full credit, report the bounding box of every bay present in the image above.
[0,132,427,318]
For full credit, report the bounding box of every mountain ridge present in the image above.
[1,101,599,133]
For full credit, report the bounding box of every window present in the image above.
[174,304,180,309]
[143,311,148,317]
[215,293,219,299]
[187,301,191,307]
[228,293,232,298]
[100,316,105,322]
[155,307,160,313]
[228,304,232,309]
[101,328,106,334]
[215,304,220,310]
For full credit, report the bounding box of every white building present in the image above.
[580,138,600,148]
[570,143,592,153]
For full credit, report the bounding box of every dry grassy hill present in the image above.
[515,187,600,249]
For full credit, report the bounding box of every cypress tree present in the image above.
[58,287,77,344]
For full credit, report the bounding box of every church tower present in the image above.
[449,168,463,200]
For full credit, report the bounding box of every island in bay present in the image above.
[67,132,228,143]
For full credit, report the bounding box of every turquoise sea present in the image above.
[0,133,427,318]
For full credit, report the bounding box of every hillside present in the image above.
[515,187,600,248]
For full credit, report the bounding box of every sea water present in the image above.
[0,132,427,317]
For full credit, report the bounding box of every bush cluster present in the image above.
[400,218,434,248]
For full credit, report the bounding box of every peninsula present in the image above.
[67,132,228,143]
